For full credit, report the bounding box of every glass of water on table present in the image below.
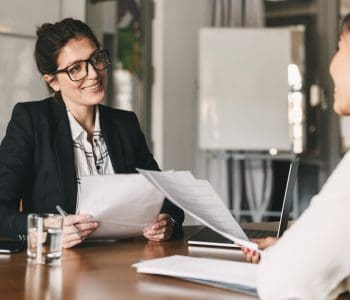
[27,214,63,264]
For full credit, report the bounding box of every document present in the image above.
[137,169,257,250]
[78,174,165,238]
[133,255,258,296]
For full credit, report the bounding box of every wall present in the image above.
[152,0,212,225]
[152,0,210,172]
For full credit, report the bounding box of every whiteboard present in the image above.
[0,34,47,140]
[198,28,292,151]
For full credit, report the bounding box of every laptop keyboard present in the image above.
[194,227,277,242]
[243,229,277,239]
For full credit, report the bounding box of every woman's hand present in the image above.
[241,236,278,264]
[143,214,175,242]
[62,214,99,248]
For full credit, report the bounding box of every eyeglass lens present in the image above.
[67,51,110,81]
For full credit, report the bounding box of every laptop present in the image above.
[187,158,300,248]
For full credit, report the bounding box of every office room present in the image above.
[0,0,349,299]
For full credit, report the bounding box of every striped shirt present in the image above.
[66,106,115,207]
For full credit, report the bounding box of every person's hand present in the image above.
[62,214,99,248]
[143,214,175,242]
[241,236,278,264]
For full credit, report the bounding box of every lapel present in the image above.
[50,94,77,214]
[99,105,126,173]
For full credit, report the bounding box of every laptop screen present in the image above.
[276,157,299,237]
[187,157,300,248]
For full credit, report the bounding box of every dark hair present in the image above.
[340,14,350,34]
[35,18,100,92]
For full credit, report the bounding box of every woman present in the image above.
[241,14,350,300]
[0,18,184,248]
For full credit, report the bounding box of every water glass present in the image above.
[27,214,63,264]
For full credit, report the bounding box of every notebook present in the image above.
[187,158,300,248]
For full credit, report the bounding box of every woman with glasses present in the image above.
[0,18,184,248]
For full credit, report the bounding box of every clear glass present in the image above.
[27,214,63,265]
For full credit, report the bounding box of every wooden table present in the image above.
[0,226,253,300]
[0,225,349,300]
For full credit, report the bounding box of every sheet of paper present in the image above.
[137,169,257,250]
[78,174,165,238]
[181,277,257,296]
[133,255,257,295]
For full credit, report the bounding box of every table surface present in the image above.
[0,224,349,300]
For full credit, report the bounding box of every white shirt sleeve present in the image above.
[257,152,350,300]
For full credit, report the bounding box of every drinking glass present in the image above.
[27,214,63,264]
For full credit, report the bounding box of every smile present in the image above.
[82,82,102,91]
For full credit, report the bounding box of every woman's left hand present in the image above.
[143,213,175,241]
[241,236,278,264]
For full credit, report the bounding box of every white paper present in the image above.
[133,255,257,294]
[78,174,165,238]
[137,169,257,250]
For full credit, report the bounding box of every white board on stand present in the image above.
[198,28,292,151]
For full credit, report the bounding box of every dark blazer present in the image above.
[0,94,184,237]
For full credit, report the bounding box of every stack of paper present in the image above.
[77,169,258,249]
[137,169,257,250]
[133,255,258,296]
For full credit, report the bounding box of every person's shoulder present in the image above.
[11,97,59,125]
[14,96,55,112]
[99,104,138,122]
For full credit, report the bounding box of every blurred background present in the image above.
[0,0,348,224]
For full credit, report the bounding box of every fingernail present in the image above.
[252,251,256,256]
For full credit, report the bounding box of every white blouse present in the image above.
[66,106,115,207]
[257,151,350,300]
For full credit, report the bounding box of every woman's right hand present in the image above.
[62,214,99,248]
[241,236,278,264]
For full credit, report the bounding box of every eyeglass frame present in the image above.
[51,50,111,81]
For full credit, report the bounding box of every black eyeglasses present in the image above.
[52,50,111,81]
